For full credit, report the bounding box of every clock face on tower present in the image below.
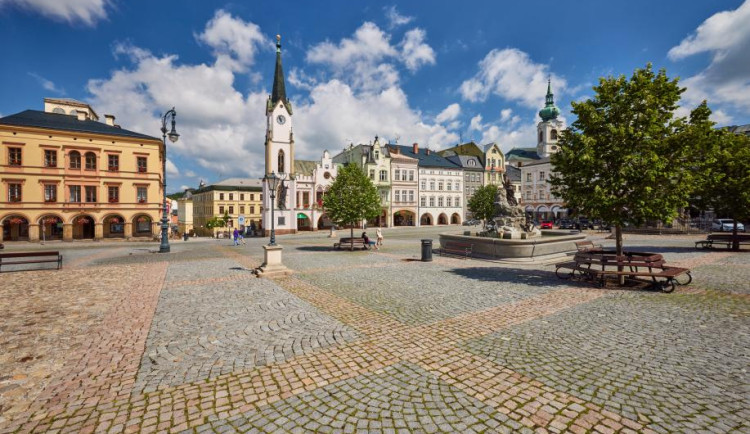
[276,115,286,125]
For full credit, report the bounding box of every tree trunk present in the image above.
[350,226,354,251]
[615,224,625,286]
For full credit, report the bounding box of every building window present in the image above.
[250,194,255,201]
[8,183,22,202]
[240,194,245,201]
[85,186,97,202]
[137,187,147,203]
[420,196,426,207]
[137,157,147,173]
[539,171,546,181]
[369,169,375,180]
[429,180,435,190]
[44,150,57,167]
[395,190,400,203]
[8,147,22,166]
[219,193,225,200]
[108,154,119,171]
[108,186,119,203]
[455,196,460,207]
[394,169,400,181]
[380,170,387,181]
[229,193,234,200]
[526,173,532,182]
[446,197,452,207]
[409,191,414,202]
[420,180,426,190]
[228,206,234,214]
[250,205,255,214]
[69,151,81,169]
[43,184,57,202]
[84,152,97,170]
[240,205,245,214]
[69,185,81,203]
[438,181,444,191]
[429,196,435,207]
[219,205,225,214]
[455,182,460,190]
[277,150,285,173]
[551,129,558,140]
[438,197,444,207]
[539,131,543,143]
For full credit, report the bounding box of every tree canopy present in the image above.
[323,163,382,246]
[549,64,712,257]
[467,184,499,225]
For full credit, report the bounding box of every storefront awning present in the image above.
[297,213,307,219]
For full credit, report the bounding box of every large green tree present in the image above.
[549,64,709,265]
[323,163,382,250]
[467,185,499,227]
[691,127,750,250]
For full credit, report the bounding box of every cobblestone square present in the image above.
[0,228,748,433]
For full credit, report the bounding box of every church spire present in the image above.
[539,78,560,121]
[269,34,292,114]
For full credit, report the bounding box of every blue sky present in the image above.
[1,0,748,191]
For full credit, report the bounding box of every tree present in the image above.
[549,64,708,281]
[692,127,750,250]
[323,163,382,250]
[467,185,499,227]
[206,216,226,229]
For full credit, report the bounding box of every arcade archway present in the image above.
[72,215,95,240]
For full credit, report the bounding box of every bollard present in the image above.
[421,239,433,262]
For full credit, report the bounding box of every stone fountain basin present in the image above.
[439,230,586,263]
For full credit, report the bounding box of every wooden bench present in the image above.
[555,250,691,292]
[695,233,750,249]
[439,241,473,259]
[575,240,603,252]
[333,237,371,250]
[0,251,63,273]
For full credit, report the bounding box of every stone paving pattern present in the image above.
[0,229,748,433]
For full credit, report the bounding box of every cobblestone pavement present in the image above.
[0,229,748,433]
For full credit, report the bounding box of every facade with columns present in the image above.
[0,98,163,243]
[261,36,337,235]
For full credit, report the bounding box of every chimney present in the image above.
[412,143,418,154]
[104,114,116,126]
[77,111,88,121]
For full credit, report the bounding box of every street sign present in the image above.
[238,215,246,226]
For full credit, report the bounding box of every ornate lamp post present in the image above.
[264,171,281,246]
[159,108,179,253]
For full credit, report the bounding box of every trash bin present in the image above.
[421,239,433,262]
[183,233,189,241]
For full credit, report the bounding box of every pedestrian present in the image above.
[250,221,256,237]
[376,227,383,247]
[239,232,246,245]
[362,231,378,250]
[233,228,239,246]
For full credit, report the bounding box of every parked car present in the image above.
[558,219,575,229]
[576,218,592,230]
[540,220,554,229]
[711,219,745,232]
[462,219,480,226]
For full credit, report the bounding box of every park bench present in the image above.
[556,250,690,292]
[695,233,750,249]
[333,237,371,250]
[575,240,603,252]
[439,240,473,259]
[0,251,63,273]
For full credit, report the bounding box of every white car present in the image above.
[711,219,745,232]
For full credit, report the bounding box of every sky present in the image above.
[1,0,749,192]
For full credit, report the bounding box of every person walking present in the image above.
[376,227,383,247]
[232,228,239,246]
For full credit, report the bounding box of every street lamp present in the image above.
[159,107,179,253]
[264,171,282,246]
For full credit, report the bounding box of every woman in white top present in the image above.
[376,227,383,246]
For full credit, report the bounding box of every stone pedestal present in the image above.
[257,245,292,278]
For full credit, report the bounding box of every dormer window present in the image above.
[468,160,476,166]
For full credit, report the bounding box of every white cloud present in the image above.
[0,0,110,25]
[83,12,454,184]
[469,114,483,131]
[435,103,460,123]
[668,1,750,120]
[28,72,65,95]
[195,10,269,71]
[165,159,179,176]
[500,108,512,121]
[400,28,436,72]
[384,5,413,28]
[460,48,567,108]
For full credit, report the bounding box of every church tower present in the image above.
[263,35,297,235]
[536,79,564,158]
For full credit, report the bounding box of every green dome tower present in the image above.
[538,79,560,122]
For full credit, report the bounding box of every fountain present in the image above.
[438,175,585,263]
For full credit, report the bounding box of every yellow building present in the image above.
[0,98,164,242]
[191,178,262,237]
